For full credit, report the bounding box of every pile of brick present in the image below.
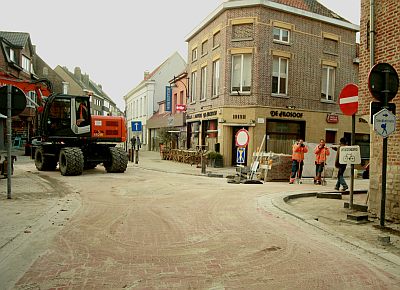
[253,152,291,182]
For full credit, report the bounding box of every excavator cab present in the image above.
[41,94,91,139]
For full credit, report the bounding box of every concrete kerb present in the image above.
[271,190,400,268]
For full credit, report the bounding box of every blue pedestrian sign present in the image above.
[131,121,142,132]
[236,147,246,164]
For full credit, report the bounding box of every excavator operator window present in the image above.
[48,99,71,134]
[76,98,89,127]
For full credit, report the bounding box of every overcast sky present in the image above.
[0,0,360,110]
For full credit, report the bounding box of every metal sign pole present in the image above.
[350,114,355,209]
[6,85,12,199]
[380,72,390,227]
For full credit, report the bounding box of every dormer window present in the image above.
[9,48,16,62]
[22,55,31,73]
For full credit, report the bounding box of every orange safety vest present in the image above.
[314,145,330,164]
[292,143,308,161]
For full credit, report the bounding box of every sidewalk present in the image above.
[1,149,399,273]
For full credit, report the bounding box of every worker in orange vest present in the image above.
[289,139,308,184]
[314,139,330,185]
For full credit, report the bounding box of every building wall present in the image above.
[186,3,361,166]
[360,0,400,221]
[33,55,64,94]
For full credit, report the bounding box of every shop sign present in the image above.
[326,114,339,123]
[270,110,303,118]
[187,110,218,120]
[176,104,186,112]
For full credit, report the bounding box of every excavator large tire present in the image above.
[35,146,57,171]
[59,147,84,176]
[104,147,128,173]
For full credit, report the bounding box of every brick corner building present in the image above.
[360,0,400,221]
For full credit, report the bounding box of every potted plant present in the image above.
[207,151,223,168]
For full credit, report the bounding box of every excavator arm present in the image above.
[0,76,53,107]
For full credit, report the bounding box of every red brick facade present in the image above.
[360,0,400,221]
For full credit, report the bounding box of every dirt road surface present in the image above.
[1,161,396,290]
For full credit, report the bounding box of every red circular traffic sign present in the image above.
[235,129,249,147]
[339,83,358,116]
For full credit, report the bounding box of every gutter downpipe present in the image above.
[370,0,375,66]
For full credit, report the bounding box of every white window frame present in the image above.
[231,54,252,94]
[213,31,221,49]
[212,59,220,97]
[201,40,208,56]
[321,65,336,101]
[22,55,30,73]
[9,48,16,62]
[26,91,37,108]
[200,66,207,101]
[272,56,289,96]
[190,71,197,103]
[192,48,198,62]
[273,27,290,44]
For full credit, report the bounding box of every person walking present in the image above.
[333,137,349,191]
[289,139,308,184]
[314,139,330,185]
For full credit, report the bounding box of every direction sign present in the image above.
[131,121,142,132]
[368,63,399,102]
[369,101,396,124]
[339,145,361,165]
[339,84,358,116]
[235,129,249,147]
[373,108,396,138]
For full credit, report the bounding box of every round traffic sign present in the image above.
[0,85,27,116]
[368,63,399,102]
[235,128,249,147]
[339,83,358,116]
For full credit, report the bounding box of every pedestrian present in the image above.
[135,136,141,151]
[289,139,308,184]
[314,138,330,185]
[130,137,136,162]
[333,137,349,191]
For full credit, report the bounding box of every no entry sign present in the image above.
[339,84,359,116]
[235,129,249,147]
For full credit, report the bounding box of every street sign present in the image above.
[339,84,358,116]
[235,129,249,147]
[236,147,246,164]
[369,101,396,124]
[131,121,142,132]
[368,63,399,102]
[373,108,396,138]
[339,145,361,165]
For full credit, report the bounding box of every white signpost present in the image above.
[339,145,361,165]
[373,108,396,138]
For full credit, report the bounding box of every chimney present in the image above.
[144,70,150,80]
[74,67,82,82]
[82,73,89,86]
